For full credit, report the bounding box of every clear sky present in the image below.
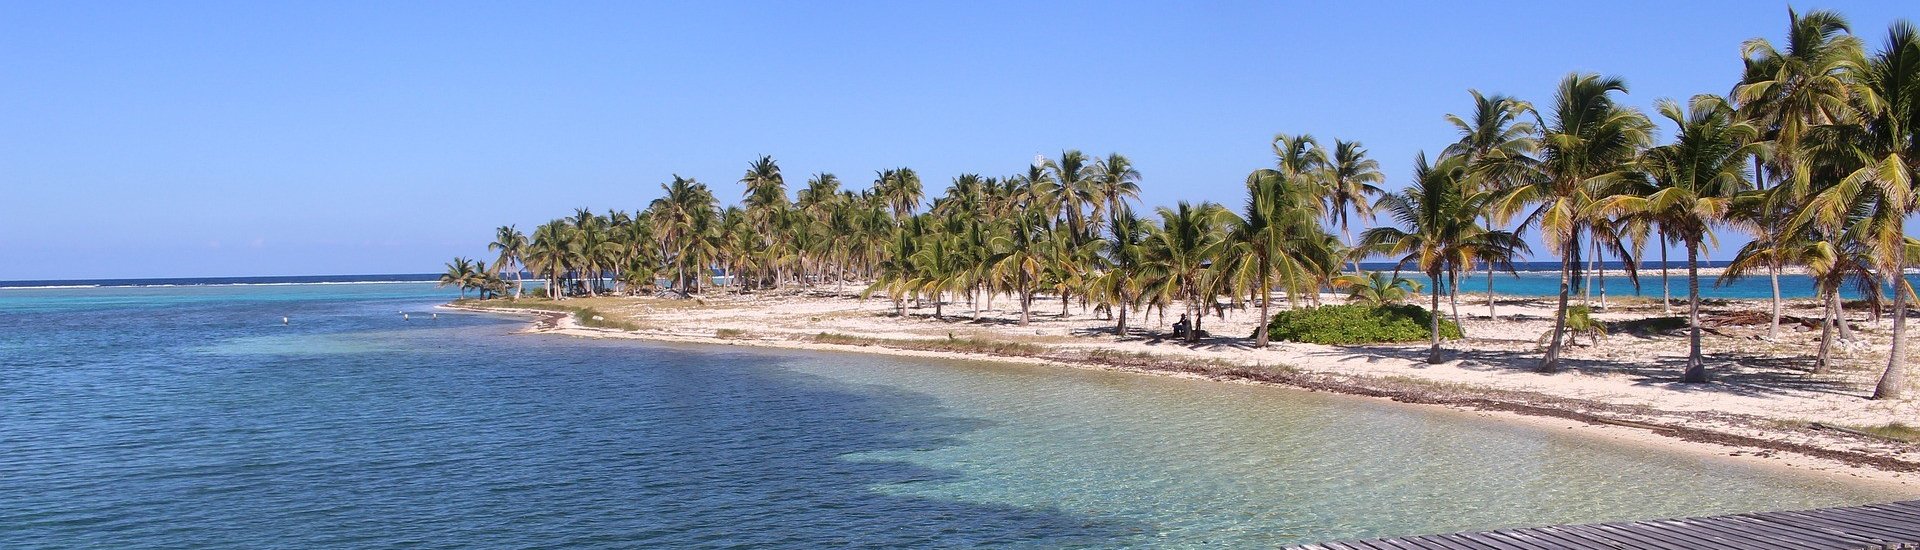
[3,1,1915,280]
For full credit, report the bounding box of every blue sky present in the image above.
[2,1,1914,280]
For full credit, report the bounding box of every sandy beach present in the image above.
[448,286,1920,493]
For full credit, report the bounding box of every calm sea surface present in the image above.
[0,281,1901,548]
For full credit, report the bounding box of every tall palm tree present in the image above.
[990,208,1048,326]
[1735,8,1868,339]
[1492,73,1653,373]
[1148,201,1230,343]
[1093,207,1155,336]
[1322,139,1386,273]
[488,225,528,299]
[439,257,479,298]
[1091,153,1144,236]
[741,155,788,289]
[1597,95,1759,383]
[1221,169,1331,347]
[1792,23,1919,398]
[1448,90,1539,319]
[1362,152,1519,363]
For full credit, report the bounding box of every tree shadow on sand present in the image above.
[1288,338,1867,400]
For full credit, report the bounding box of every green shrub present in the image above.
[1608,315,1685,335]
[1262,304,1460,345]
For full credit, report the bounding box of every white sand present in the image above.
[447,286,1920,491]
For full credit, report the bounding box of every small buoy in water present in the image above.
[282,316,289,325]
[432,313,438,320]
[403,313,410,320]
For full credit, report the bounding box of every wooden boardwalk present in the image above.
[1287,500,1920,549]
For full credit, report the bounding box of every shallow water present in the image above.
[0,283,1900,547]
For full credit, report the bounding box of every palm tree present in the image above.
[488,225,528,299]
[990,209,1048,325]
[1091,153,1144,236]
[1322,139,1386,272]
[1361,152,1515,363]
[1045,150,1097,241]
[1332,271,1424,306]
[438,257,480,298]
[649,175,719,296]
[1148,201,1230,343]
[1492,73,1654,373]
[1791,23,1919,398]
[1596,95,1759,383]
[1221,169,1330,347]
[1734,8,1868,339]
[741,155,788,289]
[1448,90,1539,319]
[1092,207,1155,336]
[875,168,923,220]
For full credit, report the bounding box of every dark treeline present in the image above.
[447,10,1920,397]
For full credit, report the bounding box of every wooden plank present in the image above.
[1713,514,1882,547]
[1581,522,1698,550]
[1520,526,1624,550]
[1479,529,1572,550]
[1534,525,1634,550]
[1670,516,1807,548]
[1430,532,1521,550]
[1633,519,1753,550]
[1768,510,1920,542]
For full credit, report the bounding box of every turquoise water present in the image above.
[0,282,1901,547]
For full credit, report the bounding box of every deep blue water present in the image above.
[0,282,1900,548]
[2,265,1890,300]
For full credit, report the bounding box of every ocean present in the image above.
[0,279,1899,547]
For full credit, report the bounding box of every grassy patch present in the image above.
[1847,423,1920,443]
[714,328,750,339]
[1264,304,1460,345]
[809,332,1048,356]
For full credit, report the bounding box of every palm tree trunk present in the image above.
[1659,234,1671,314]
[1816,287,1835,375]
[1427,269,1443,364]
[1582,233,1595,306]
[1188,285,1203,343]
[1447,271,1462,334]
[1256,269,1272,347]
[1019,273,1032,326]
[1597,252,1607,311]
[1874,258,1909,400]
[1768,261,1783,340]
[1683,241,1706,383]
[972,287,981,322]
[1541,241,1574,374]
[1486,264,1496,320]
[1117,299,1129,337]
[1837,291,1853,341]
[1342,223,1356,274]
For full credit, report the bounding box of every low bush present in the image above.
[1262,304,1459,345]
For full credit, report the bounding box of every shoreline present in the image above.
[446,299,1920,494]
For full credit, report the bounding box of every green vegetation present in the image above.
[1848,423,1920,443]
[453,10,1920,396]
[714,328,749,339]
[1264,304,1460,345]
[1609,316,1689,335]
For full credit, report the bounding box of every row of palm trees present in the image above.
[463,9,1919,398]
